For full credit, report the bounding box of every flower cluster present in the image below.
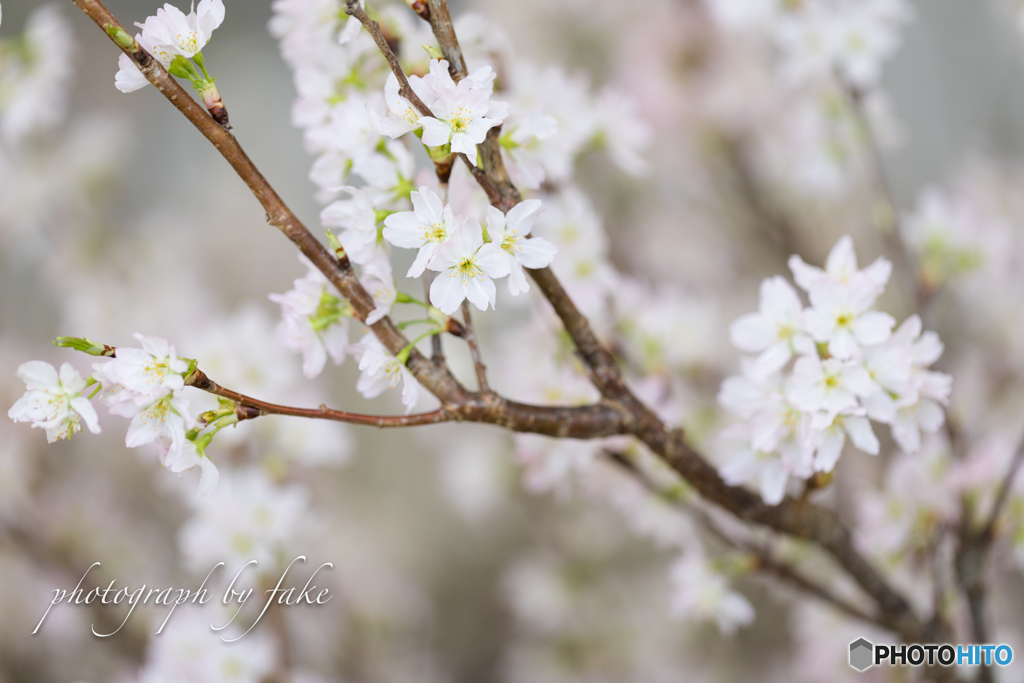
[114,0,225,93]
[9,334,221,495]
[382,189,555,314]
[374,58,508,164]
[717,235,952,504]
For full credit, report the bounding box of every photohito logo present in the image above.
[849,639,1013,671]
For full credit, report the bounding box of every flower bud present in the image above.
[199,82,232,131]
[54,336,115,357]
[405,0,431,21]
[105,25,136,50]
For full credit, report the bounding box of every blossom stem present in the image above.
[604,451,883,629]
[397,329,444,364]
[192,50,212,81]
[396,318,437,331]
[394,292,430,307]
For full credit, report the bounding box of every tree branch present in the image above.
[187,368,453,428]
[980,443,1024,542]
[605,452,882,628]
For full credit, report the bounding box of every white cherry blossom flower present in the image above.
[269,255,350,379]
[729,276,815,377]
[351,139,415,206]
[787,355,877,422]
[499,112,558,190]
[812,414,880,472]
[369,71,435,139]
[360,250,398,325]
[320,186,379,265]
[115,0,226,93]
[485,200,557,296]
[720,441,792,506]
[119,386,194,458]
[417,60,507,163]
[802,279,895,359]
[92,333,189,405]
[86,335,195,459]
[788,234,892,297]
[351,334,420,414]
[8,361,100,443]
[668,551,754,635]
[382,186,459,277]
[158,437,220,496]
[427,218,511,314]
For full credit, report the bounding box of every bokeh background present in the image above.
[4,0,1024,681]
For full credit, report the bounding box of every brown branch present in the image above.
[954,443,1024,683]
[425,0,468,79]
[187,369,452,428]
[605,452,880,628]
[843,83,923,311]
[188,367,632,439]
[980,443,1024,542]
[460,302,490,394]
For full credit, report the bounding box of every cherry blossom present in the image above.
[370,72,435,139]
[382,186,459,278]
[729,276,815,378]
[319,186,379,265]
[351,334,421,414]
[417,60,508,163]
[427,218,511,314]
[115,0,226,93]
[8,361,100,443]
[668,551,754,635]
[485,200,557,296]
[269,255,351,379]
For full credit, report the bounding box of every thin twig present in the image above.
[605,452,881,628]
[460,302,490,394]
[188,369,452,428]
[345,0,434,118]
[980,444,1024,541]
[842,82,923,311]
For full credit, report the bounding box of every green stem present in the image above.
[193,51,212,81]
[395,292,430,308]
[87,383,103,400]
[396,329,444,364]
[193,414,239,456]
[397,318,436,330]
